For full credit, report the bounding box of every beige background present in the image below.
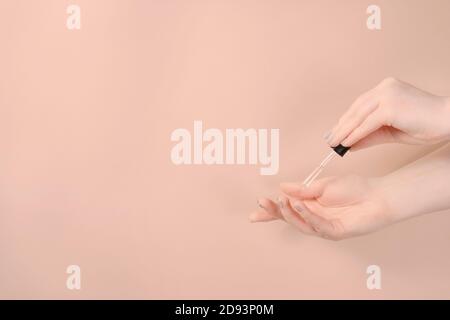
[1,0,450,299]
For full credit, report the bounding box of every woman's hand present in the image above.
[250,175,394,240]
[325,78,450,150]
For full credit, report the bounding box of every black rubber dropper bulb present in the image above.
[333,144,351,157]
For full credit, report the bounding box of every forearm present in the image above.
[375,143,450,222]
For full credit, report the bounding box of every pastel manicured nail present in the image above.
[326,130,334,140]
[257,199,265,210]
[277,197,284,209]
[293,201,307,217]
[293,201,304,211]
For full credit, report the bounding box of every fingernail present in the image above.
[293,201,304,211]
[277,197,284,209]
[326,132,334,142]
[323,131,332,140]
[257,199,265,210]
[293,201,307,217]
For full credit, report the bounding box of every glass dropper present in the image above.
[302,144,350,187]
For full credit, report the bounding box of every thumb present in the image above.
[350,126,422,151]
[350,127,395,151]
[280,177,331,199]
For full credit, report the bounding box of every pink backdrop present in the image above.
[1,0,450,299]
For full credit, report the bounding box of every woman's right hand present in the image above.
[324,78,450,150]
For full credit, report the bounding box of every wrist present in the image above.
[371,144,450,223]
[370,175,418,223]
[443,97,450,140]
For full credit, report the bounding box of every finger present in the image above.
[249,209,279,223]
[292,200,343,240]
[350,127,396,151]
[324,89,377,142]
[257,197,284,220]
[280,177,333,199]
[339,86,378,123]
[277,196,316,235]
[341,110,385,147]
[328,99,379,147]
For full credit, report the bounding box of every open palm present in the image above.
[251,175,392,240]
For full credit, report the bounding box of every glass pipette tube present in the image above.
[302,144,351,187]
[302,151,336,187]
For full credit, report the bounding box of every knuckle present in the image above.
[353,106,367,119]
[351,95,366,109]
[379,78,400,97]
[380,77,397,87]
[337,117,345,127]
[329,219,346,240]
[377,105,393,126]
[350,126,362,138]
[346,114,358,124]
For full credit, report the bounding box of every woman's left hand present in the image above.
[250,175,393,240]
